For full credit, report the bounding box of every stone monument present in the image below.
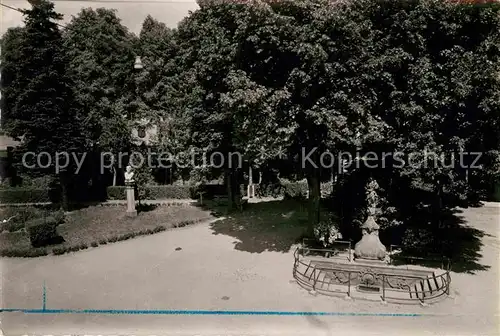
[354,179,387,261]
[124,165,137,217]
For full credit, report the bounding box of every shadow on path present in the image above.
[392,209,491,274]
[207,200,309,253]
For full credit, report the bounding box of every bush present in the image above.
[107,185,193,200]
[25,217,59,247]
[19,176,53,189]
[192,184,227,199]
[0,221,24,232]
[0,206,64,233]
[282,181,308,199]
[106,186,126,200]
[91,241,98,247]
[0,247,48,258]
[313,215,343,247]
[147,185,191,199]
[0,188,54,203]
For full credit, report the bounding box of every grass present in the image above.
[0,204,213,257]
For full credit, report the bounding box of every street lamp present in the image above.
[134,56,143,70]
[132,55,147,146]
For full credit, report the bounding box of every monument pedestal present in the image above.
[247,184,255,198]
[125,182,137,217]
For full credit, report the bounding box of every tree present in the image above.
[63,8,136,193]
[174,1,297,210]
[327,0,500,253]
[3,0,85,209]
[0,27,26,132]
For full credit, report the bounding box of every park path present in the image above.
[1,203,499,335]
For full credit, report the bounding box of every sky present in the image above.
[0,0,200,36]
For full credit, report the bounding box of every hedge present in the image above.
[107,185,194,200]
[0,206,61,232]
[195,184,230,199]
[0,188,55,203]
[105,181,332,201]
[25,216,60,247]
[282,181,308,198]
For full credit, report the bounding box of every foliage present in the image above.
[0,27,26,131]
[25,216,60,247]
[63,8,135,152]
[4,1,86,176]
[106,185,193,200]
[0,247,48,258]
[0,188,54,203]
[313,215,343,247]
[1,1,87,210]
[0,205,60,232]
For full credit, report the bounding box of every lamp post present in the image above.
[123,55,143,217]
[134,56,143,71]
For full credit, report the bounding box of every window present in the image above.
[137,126,146,139]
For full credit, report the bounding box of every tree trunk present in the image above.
[225,166,241,211]
[59,173,69,211]
[307,172,321,237]
[112,166,117,186]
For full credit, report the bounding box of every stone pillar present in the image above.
[125,181,137,217]
[247,165,255,198]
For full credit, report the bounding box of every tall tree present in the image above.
[0,27,26,132]
[4,0,85,209]
[63,8,136,192]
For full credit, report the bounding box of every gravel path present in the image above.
[1,203,499,335]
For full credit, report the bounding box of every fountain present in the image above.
[353,179,387,262]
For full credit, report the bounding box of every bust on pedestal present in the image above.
[354,179,387,262]
[124,165,137,217]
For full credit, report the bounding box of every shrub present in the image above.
[0,206,64,233]
[152,225,166,233]
[52,247,67,255]
[107,185,193,200]
[282,181,308,199]
[25,217,59,247]
[0,188,54,203]
[192,184,227,200]
[0,221,24,232]
[91,241,98,247]
[0,247,48,257]
[106,186,126,200]
[313,215,343,248]
[1,206,43,223]
[147,185,191,199]
[98,238,107,245]
[108,236,118,243]
[20,176,53,189]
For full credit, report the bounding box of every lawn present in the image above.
[0,204,214,257]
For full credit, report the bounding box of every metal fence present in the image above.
[293,246,452,305]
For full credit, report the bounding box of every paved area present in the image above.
[1,203,499,335]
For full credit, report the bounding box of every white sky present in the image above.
[0,0,199,35]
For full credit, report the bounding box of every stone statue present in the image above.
[124,165,135,183]
[354,179,387,261]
